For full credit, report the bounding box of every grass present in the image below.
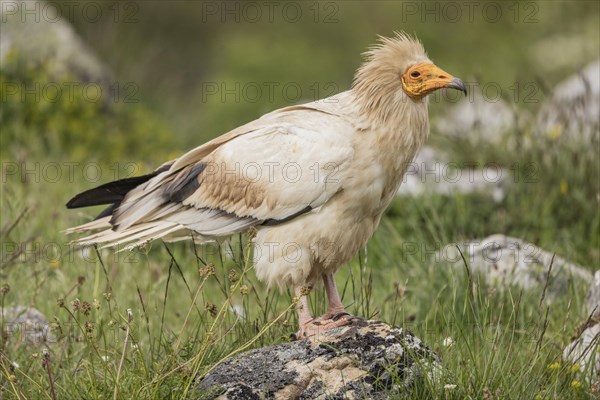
[1,128,598,399]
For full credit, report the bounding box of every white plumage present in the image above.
[66,33,466,338]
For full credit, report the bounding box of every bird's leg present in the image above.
[294,286,318,340]
[293,276,354,340]
[310,272,354,332]
[314,272,348,322]
[295,286,314,328]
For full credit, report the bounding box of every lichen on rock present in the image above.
[194,319,440,399]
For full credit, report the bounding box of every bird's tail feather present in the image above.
[64,216,112,234]
[64,163,257,249]
[70,220,184,250]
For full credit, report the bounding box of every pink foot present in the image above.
[293,313,355,340]
[313,309,350,323]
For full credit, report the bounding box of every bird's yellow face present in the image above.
[401,63,467,99]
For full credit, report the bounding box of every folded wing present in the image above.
[67,105,355,249]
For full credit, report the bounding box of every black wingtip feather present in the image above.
[66,187,125,209]
[66,167,170,209]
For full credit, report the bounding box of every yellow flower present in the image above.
[570,380,581,389]
[548,125,562,140]
[568,363,581,373]
[548,362,560,370]
[560,180,568,194]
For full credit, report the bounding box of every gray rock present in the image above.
[397,146,507,202]
[2,305,50,345]
[563,271,600,382]
[588,271,600,317]
[194,319,440,399]
[536,60,600,142]
[443,234,593,298]
[433,92,517,145]
[0,0,110,84]
[563,324,600,382]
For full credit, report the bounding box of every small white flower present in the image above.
[444,384,457,390]
[12,361,19,369]
[443,337,455,347]
[101,355,109,362]
[229,305,246,319]
[131,343,139,350]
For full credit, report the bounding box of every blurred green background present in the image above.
[1,2,599,397]
[2,1,598,161]
[68,0,599,149]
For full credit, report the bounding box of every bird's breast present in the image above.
[346,128,425,217]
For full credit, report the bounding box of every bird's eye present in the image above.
[410,71,421,78]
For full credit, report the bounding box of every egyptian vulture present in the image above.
[66,33,466,338]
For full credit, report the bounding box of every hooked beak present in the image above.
[447,77,467,96]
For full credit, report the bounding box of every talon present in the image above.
[332,312,351,321]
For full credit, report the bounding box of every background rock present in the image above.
[588,271,600,316]
[536,60,600,142]
[397,146,507,202]
[194,319,440,400]
[563,324,600,383]
[443,234,593,298]
[563,270,600,383]
[0,0,110,84]
[2,305,50,345]
[433,92,517,145]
